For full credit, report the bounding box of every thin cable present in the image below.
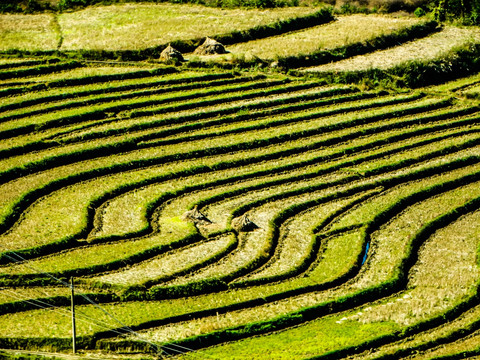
[0,253,152,334]
[0,251,185,357]
[1,288,67,310]
[0,247,217,358]
[161,339,220,359]
[0,284,67,305]
[0,288,136,337]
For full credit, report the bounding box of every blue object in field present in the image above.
[362,242,370,265]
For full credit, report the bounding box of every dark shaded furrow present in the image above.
[0,61,83,81]
[2,127,475,285]
[0,83,356,161]
[98,173,480,355]
[0,94,451,188]
[1,63,480,358]
[1,103,477,266]
[0,75,279,124]
[0,72,236,114]
[0,66,178,98]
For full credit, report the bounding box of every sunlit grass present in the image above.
[89,233,235,287]
[0,95,468,250]
[0,13,59,51]
[412,331,480,359]
[58,3,317,51]
[175,315,399,359]
[306,26,480,72]
[1,71,208,105]
[0,65,159,87]
[227,14,420,60]
[1,165,479,341]
[353,211,480,360]
[1,61,480,358]
[0,287,71,305]
[463,84,480,98]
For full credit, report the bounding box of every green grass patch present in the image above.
[227,14,421,61]
[0,14,59,51]
[57,4,318,51]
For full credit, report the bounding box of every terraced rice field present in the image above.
[0,13,60,51]
[0,4,318,52]
[59,4,320,51]
[1,58,480,360]
[226,15,421,60]
[305,26,480,73]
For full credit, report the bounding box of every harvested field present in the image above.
[305,26,480,72]
[227,14,421,60]
[0,53,480,360]
[57,4,318,51]
[0,14,59,51]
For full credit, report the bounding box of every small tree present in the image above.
[58,0,89,11]
[433,0,480,24]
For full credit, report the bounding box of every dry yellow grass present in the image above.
[0,58,39,65]
[353,304,480,360]
[347,207,480,327]
[131,186,480,346]
[0,13,59,51]
[0,287,71,304]
[3,59,480,358]
[58,3,317,51]
[226,14,420,60]
[412,330,480,359]
[0,66,156,86]
[235,194,371,283]
[305,26,480,72]
[88,234,235,287]
[349,179,480,291]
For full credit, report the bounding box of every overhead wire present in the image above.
[0,285,200,357]
[0,286,127,333]
[0,250,165,351]
[0,272,146,339]
[0,246,215,358]
[0,288,132,336]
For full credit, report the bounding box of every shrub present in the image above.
[0,0,43,13]
[55,0,305,10]
[414,6,426,16]
[433,0,480,24]
[334,0,429,12]
[59,0,90,11]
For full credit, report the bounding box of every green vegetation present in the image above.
[0,2,480,358]
[0,4,332,61]
[0,59,479,354]
[57,4,320,51]
[0,14,59,51]
[433,0,480,24]
[225,15,422,60]
[305,26,480,73]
